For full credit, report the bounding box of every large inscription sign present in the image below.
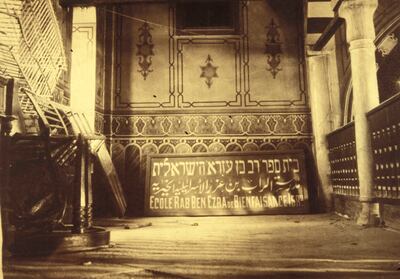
[145,151,309,216]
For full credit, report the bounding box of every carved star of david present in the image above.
[200,55,218,88]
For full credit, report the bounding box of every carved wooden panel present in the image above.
[327,123,359,197]
[368,94,400,200]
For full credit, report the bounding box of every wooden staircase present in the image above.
[0,0,66,97]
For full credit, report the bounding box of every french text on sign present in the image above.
[145,151,309,216]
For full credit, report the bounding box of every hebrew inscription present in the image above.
[145,151,309,216]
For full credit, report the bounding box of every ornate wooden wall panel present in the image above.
[327,123,359,197]
[368,94,400,200]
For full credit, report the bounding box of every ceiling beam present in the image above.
[60,0,166,7]
[312,16,344,51]
[310,0,344,50]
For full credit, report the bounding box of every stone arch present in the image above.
[159,143,175,154]
[277,141,293,150]
[124,143,142,214]
[192,143,208,153]
[141,143,159,156]
[175,142,192,154]
[293,141,311,152]
[111,142,126,182]
[226,142,242,152]
[135,143,158,214]
[208,142,226,153]
[242,142,259,152]
[260,142,276,151]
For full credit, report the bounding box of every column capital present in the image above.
[340,0,378,10]
[306,48,331,58]
[339,0,378,42]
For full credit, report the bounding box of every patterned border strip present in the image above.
[95,112,312,137]
[110,136,313,158]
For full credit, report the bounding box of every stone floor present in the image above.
[3,213,400,278]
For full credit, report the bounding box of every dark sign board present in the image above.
[145,151,309,216]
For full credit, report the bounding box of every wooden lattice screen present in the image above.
[368,94,400,200]
[0,0,66,97]
[327,122,359,197]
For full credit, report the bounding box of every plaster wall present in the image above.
[94,0,313,215]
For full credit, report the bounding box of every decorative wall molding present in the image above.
[114,5,175,109]
[106,113,312,137]
[136,21,155,80]
[95,110,105,134]
[242,1,307,108]
[177,37,242,108]
[377,33,398,57]
[111,137,312,156]
[375,24,400,101]
[111,1,307,111]
[244,1,307,107]
[265,19,283,78]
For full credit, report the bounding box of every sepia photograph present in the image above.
[0,0,399,278]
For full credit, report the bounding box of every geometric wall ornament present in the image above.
[265,19,283,78]
[239,117,251,133]
[266,117,278,132]
[177,37,242,108]
[112,138,314,163]
[200,54,218,88]
[115,4,175,109]
[113,2,306,110]
[161,117,172,134]
[136,21,155,80]
[293,116,305,133]
[214,117,225,133]
[94,111,105,134]
[108,113,312,137]
[135,117,146,133]
[244,0,307,108]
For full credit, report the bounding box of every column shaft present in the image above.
[349,42,379,202]
[340,0,379,225]
[307,53,333,211]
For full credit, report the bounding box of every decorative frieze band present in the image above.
[110,137,313,160]
[95,112,312,137]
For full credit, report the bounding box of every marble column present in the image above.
[307,51,334,211]
[340,0,380,225]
